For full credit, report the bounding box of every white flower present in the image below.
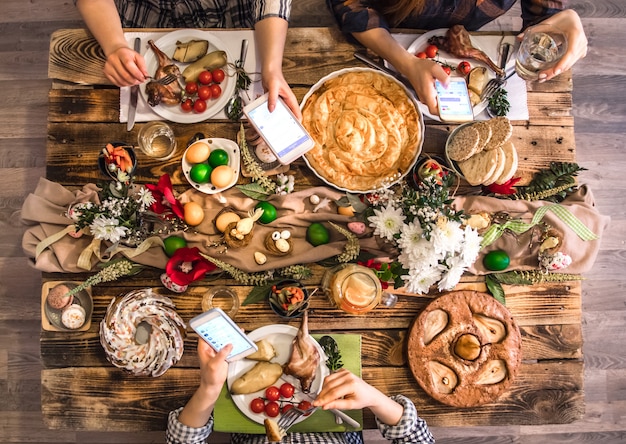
[460,225,482,266]
[431,218,464,256]
[368,205,405,241]
[275,173,295,194]
[90,216,129,243]
[437,256,467,291]
[137,187,156,209]
[402,265,441,294]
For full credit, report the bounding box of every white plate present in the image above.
[141,29,236,123]
[403,29,495,120]
[182,137,240,194]
[300,67,424,193]
[227,324,329,425]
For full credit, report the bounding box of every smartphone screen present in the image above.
[189,308,257,362]
[244,94,314,164]
[436,78,474,122]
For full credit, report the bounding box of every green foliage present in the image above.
[487,87,511,117]
[513,162,586,202]
[485,275,506,305]
[318,335,343,372]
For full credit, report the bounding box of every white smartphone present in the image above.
[189,308,258,362]
[243,93,315,165]
[435,78,474,122]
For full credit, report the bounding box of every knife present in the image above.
[126,37,141,131]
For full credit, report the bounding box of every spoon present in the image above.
[225,39,249,120]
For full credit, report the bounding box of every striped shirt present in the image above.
[108,0,291,28]
[166,395,434,444]
[327,0,566,33]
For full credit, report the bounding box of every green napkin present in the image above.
[214,334,362,433]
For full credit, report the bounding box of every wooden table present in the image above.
[42,27,583,432]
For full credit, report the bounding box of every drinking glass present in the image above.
[137,121,177,160]
[515,24,568,81]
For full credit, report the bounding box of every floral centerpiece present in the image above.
[365,174,482,294]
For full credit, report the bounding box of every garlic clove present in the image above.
[254,251,267,265]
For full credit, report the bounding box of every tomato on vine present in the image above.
[250,397,265,414]
[457,61,472,76]
[264,401,280,417]
[279,382,295,398]
[425,44,438,59]
[198,70,212,85]
[212,68,225,83]
[415,51,427,59]
[442,65,452,75]
[265,386,281,402]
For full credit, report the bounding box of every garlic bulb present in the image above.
[232,208,264,238]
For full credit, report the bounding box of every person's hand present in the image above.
[197,339,231,395]
[523,9,588,82]
[312,369,384,411]
[103,46,149,87]
[403,58,450,116]
[261,68,302,120]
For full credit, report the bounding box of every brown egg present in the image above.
[337,205,355,217]
[185,141,211,164]
[210,165,235,188]
[183,201,205,226]
[215,211,241,233]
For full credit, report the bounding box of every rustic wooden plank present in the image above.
[40,360,583,431]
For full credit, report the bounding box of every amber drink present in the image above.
[322,264,382,314]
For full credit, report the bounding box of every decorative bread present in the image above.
[472,121,492,153]
[495,140,519,184]
[483,116,513,151]
[447,125,480,161]
[407,291,522,407]
[457,149,498,186]
[482,146,506,186]
[301,69,422,191]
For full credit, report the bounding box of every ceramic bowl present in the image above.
[268,279,310,319]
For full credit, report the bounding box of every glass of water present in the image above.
[137,121,177,160]
[515,24,568,81]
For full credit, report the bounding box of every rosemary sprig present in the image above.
[199,253,271,285]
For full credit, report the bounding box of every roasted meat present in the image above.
[428,25,505,77]
[283,311,320,393]
[145,40,182,107]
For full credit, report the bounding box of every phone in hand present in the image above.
[243,93,315,165]
[189,308,258,362]
[435,78,474,122]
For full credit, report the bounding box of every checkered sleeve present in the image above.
[376,395,435,444]
[254,0,291,23]
[166,407,214,444]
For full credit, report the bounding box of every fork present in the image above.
[148,73,178,85]
[480,43,512,103]
[275,406,317,435]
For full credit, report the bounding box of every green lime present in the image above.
[189,163,212,183]
[483,250,510,271]
[255,201,278,224]
[163,235,187,257]
[208,149,229,168]
[306,222,330,246]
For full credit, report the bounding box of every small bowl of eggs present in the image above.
[182,138,240,194]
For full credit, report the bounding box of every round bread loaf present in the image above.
[46,284,74,310]
[447,125,480,162]
[61,304,86,329]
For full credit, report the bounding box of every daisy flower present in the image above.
[368,205,405,241]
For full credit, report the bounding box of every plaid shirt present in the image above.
[166,395,434,444]
[327,0,566,33]
[103,0,291,28]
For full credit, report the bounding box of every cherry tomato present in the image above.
[198,70,212,85]
[281,404,295,414]
[415,51,427,59]
[265,386,281,402]
[210,84,222,99]
[193,99,207,113]
[279,382,295,399]
[181,98,194,113]
[212,68,225,83]
[250,397,265,414]
[442,65,452,75]
[425,44,438,59]
[185,81,198,95]
[264,401,280,417]
[297,400,313,415]
[457,61,471,76]
[197,85,212,101]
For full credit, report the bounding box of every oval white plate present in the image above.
[226,324,329,425]
[141,29,236,123]
[182,137,240,194]
[300,67,424,193]
[394,29,495,120]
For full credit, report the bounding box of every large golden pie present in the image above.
[301,69,423,191]
[406,291,522,407]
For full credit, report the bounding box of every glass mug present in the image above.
[515,24,568,81]
[322,264,382,315]
[137,121,177,160]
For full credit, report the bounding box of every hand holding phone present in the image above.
[243,93,314,165]
[189,308,258,362]
[436,78,474,122]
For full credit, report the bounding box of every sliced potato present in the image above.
[182,50,227,83]
[468,67,489,95]
[172,39,209,63]
[230,362,283,395]
[246,339,277,361]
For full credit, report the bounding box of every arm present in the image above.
[165,341,232,443]
[528,9,588,82]
[75,0,148,86]
[313,369,434,443]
